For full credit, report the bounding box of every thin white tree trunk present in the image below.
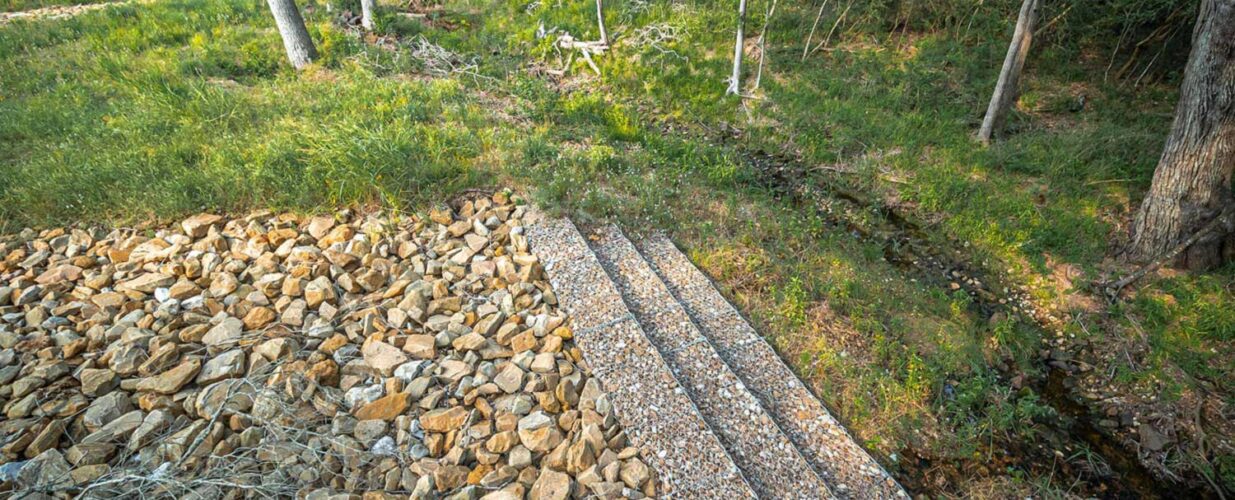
[1130,0,1235,270]
[267,0,318,69]
[727,0,747,95]
[753,0,778,91]
[978,0,1039,143]
[361,0,375,31]
[596,0,607,45]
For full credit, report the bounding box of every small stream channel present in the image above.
[740,149,1203,498]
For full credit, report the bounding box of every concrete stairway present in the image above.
[528,219,907,499]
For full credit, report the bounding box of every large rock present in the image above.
[494,363,525,394]
[362,340,407,377]
[354,393,411,421]
[118,273,175,294]
[25,419,66,458]
[403,335,436,359]
[243,306,276,330]
[18,449,72,491]
[128,409,173,451]
[195,379,255,418]
[420,407,469,433]
[82,410,144,444]
[530,469,572,500]
[202,317,244,348]
[35,265,82,285]
[65,443,116,466]
[182,213,223,238]
[82,392,132,432]
[197,350,246,385]
[518,411,563,452]
[135,358,200,394]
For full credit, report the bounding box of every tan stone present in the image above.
[355,393,410,421]
[135,358,201,395]
[182,213,224,238]
[420,407,469,433]
[530,469,572,500]
[242,306,276,329]
[402,334,436,359]
[362,340,407,377]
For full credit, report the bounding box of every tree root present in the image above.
[1099,203,1235,296]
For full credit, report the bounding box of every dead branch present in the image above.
[1099,203,1235,294]
[802,0,829,61]
[555,32,609,76]
[752,0,778,91]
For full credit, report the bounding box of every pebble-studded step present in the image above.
[527,219,756,499]
[637,233,910,499]
[586,225,835,499]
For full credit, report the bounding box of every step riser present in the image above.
[527,219,756,499]
[586,225,834,499]
[637,234,909,499]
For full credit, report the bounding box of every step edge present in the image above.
[586,223,836,499]
[636,231,911,499]
[527,219,758,499]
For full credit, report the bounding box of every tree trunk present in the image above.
[1130,0,1235,270]
[726,0,747,95]
[361,0,375,31]
[267,0,317,70]
[977,0,1039,144]
[753,0,778,91]
[595,0,607,45]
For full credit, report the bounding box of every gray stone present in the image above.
[202,317,244,348]
[197,349,246,385]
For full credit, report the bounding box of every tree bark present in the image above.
[726,0,747,95]
[361,0,376,31]
[1130,0,1235,270]
[977,0,1039,144]
[267,0,318,69]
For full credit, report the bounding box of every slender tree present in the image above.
[978,0,1040,144]
[267,0,318,69]
[596,0,608,45]
[361,0,376,31]
[1129,0,1235,270]
[726,0,748,95]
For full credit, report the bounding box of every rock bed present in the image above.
[526,219,755,499]
[636,233,907,499]
[0,192,654,499]
[586,226,833,499]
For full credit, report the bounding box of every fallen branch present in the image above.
[802,0,829,61]
[1099,204,1235,294]
[752,0,778,91]
[555,33,609,76]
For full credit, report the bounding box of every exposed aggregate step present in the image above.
[585,225,834,499]
[637,233,909,499]
[527,219,756,499]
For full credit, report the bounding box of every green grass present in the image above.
[0,0,497,225]
[2,0,1231,495]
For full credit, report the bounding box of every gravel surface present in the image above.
[587,225,833,499]
[527,219,755,499]
[0,195,657,499]
[637,233,909,499]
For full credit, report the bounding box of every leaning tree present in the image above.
[267,0,318,69]
[1129,0,1235,270]
[978,0,1040,144]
